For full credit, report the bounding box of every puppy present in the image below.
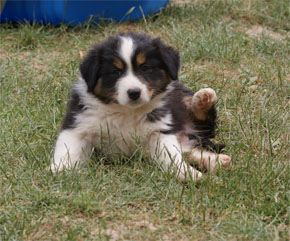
[51,33,231,181]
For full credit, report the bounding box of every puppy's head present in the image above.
[80,33,180,106]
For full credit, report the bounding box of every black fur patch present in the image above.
[79,35,121,104]
[61,90,86,130]
[164,82,194,133]
[147,108,168,122]
[152,38,180,80]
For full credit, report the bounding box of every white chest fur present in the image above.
[68,77,172,156]
[73,103,171,156]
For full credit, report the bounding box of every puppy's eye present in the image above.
[112,69,122,76]
[140,64,151,72]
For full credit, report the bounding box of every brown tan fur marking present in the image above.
[136,53,146,66]
[113,57,123,70]
[94,77,102,95]
[146,88,154,99]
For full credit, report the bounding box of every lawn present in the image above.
[0,0,289,240]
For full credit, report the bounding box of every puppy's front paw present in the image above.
[50,160,65,173]
[192,88,217,111]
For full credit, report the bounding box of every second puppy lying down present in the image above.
[51,33,231,181]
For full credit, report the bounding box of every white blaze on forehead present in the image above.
[116,36,151,106]
[119,36,135,69]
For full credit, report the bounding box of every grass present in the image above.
[0,0,289,240]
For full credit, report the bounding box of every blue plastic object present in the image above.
[0,0,168,25]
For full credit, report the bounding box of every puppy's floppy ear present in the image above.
[79,45,103,92]
[153,38,180,80]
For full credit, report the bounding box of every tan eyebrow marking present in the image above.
[113,57,124,70]
[136,53,146,66]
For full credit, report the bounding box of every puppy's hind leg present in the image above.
[191,88,217,120]
[187,148,231,173]
[149,133,203,182]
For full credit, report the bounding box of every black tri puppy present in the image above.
[51,33,231,181]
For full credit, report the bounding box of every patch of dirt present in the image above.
[103,228,121,241]
[133,220,157,231]
[90,219,158,240]
[244,25,286,41]
[26,219,56,240]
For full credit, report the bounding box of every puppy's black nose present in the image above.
[127,88,141,101]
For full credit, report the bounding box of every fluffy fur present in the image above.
[51,33,231,181]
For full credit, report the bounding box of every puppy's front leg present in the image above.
[149,133,202,181]
[51,129,93,172]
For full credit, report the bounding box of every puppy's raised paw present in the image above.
[191,88,217,120]
[192,88,217,111]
